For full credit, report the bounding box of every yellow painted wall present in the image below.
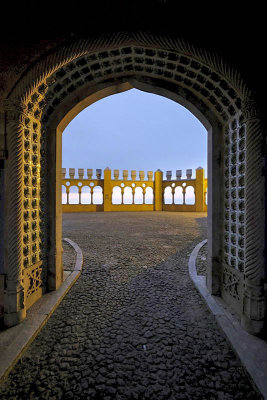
[62,168,207,213]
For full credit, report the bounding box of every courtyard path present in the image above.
[0,212,262,400]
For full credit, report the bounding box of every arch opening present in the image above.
[2,37,265,337]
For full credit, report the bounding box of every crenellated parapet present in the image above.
[62,167,207,212]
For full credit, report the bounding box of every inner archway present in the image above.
[2,35,265,337]
[50,78,221,334]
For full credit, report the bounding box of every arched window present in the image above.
[81,186,91,204]
[174,186,183,204]
[69,186,79,204]
[112,186,122,204]
[164,186,172,204]
[145,187,153,204]
[134,187,143,204]
[93,186,103,204]
[185,186,195,205]
[205,188,208,205]
[62,185,67,204]
[124,186,133,204]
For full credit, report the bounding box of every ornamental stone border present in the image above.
[189,240,267,399]
[0,238,83,385]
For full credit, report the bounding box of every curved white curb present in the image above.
[189,240,267,399]
[0,238,83,385]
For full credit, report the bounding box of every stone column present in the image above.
[104,167,112,211]
[132,187,135,204]
[182,189,186,205]
[171,187,175,205]
[195,167,205,211]
[154,169,163,211]
[4,100,28,327]
[143,188,146,204]
[241,99,265,335]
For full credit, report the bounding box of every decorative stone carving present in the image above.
[222,265,241,301]
[166,171,172,180]
[4,96,45,326]
[147,171,153,181]
[186,169,192,179]
[87,169,93,179]
[78,168,84,179]
[96,169,102,179]
[241,98,265,334]
[131,170,136,180]
[176,170,182,180]
[123,170,128,180]
[69,168,75,179]
[114,170,119,180]
[3,34,265,336]
[139,171,144,181]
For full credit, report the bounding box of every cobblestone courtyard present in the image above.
[0,212,262,399]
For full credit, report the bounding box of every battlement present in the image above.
[62,167,207,212]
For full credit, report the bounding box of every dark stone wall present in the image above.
[0,2,266,111]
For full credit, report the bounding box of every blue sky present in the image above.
[62,88,207,180]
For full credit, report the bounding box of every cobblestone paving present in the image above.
[196,242,207,276]
[0,212,262,400]
[63,240,76,272]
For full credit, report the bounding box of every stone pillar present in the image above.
[87,169,93,180]
[206,123,223,297]
[186,169,192,180]
[147,171,153,181]
[241,99,265,335]
[176,170,182,180]
[131,170,136,181]
[182,189,186,205]
[47,124,63,293]
[195,167,205,212]
[104,167,112,211]
[4,100,28,327]
[69,168,75,179]
[96,169,102,180]
[166,170,172,180]
[139,171,145,181]
[171,187,175,204]
[114,169,119,180]
[132,187,135,204]
[154,169,163,211]
[78,168,84,179]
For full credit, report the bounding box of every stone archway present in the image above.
[2,33,265,336]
